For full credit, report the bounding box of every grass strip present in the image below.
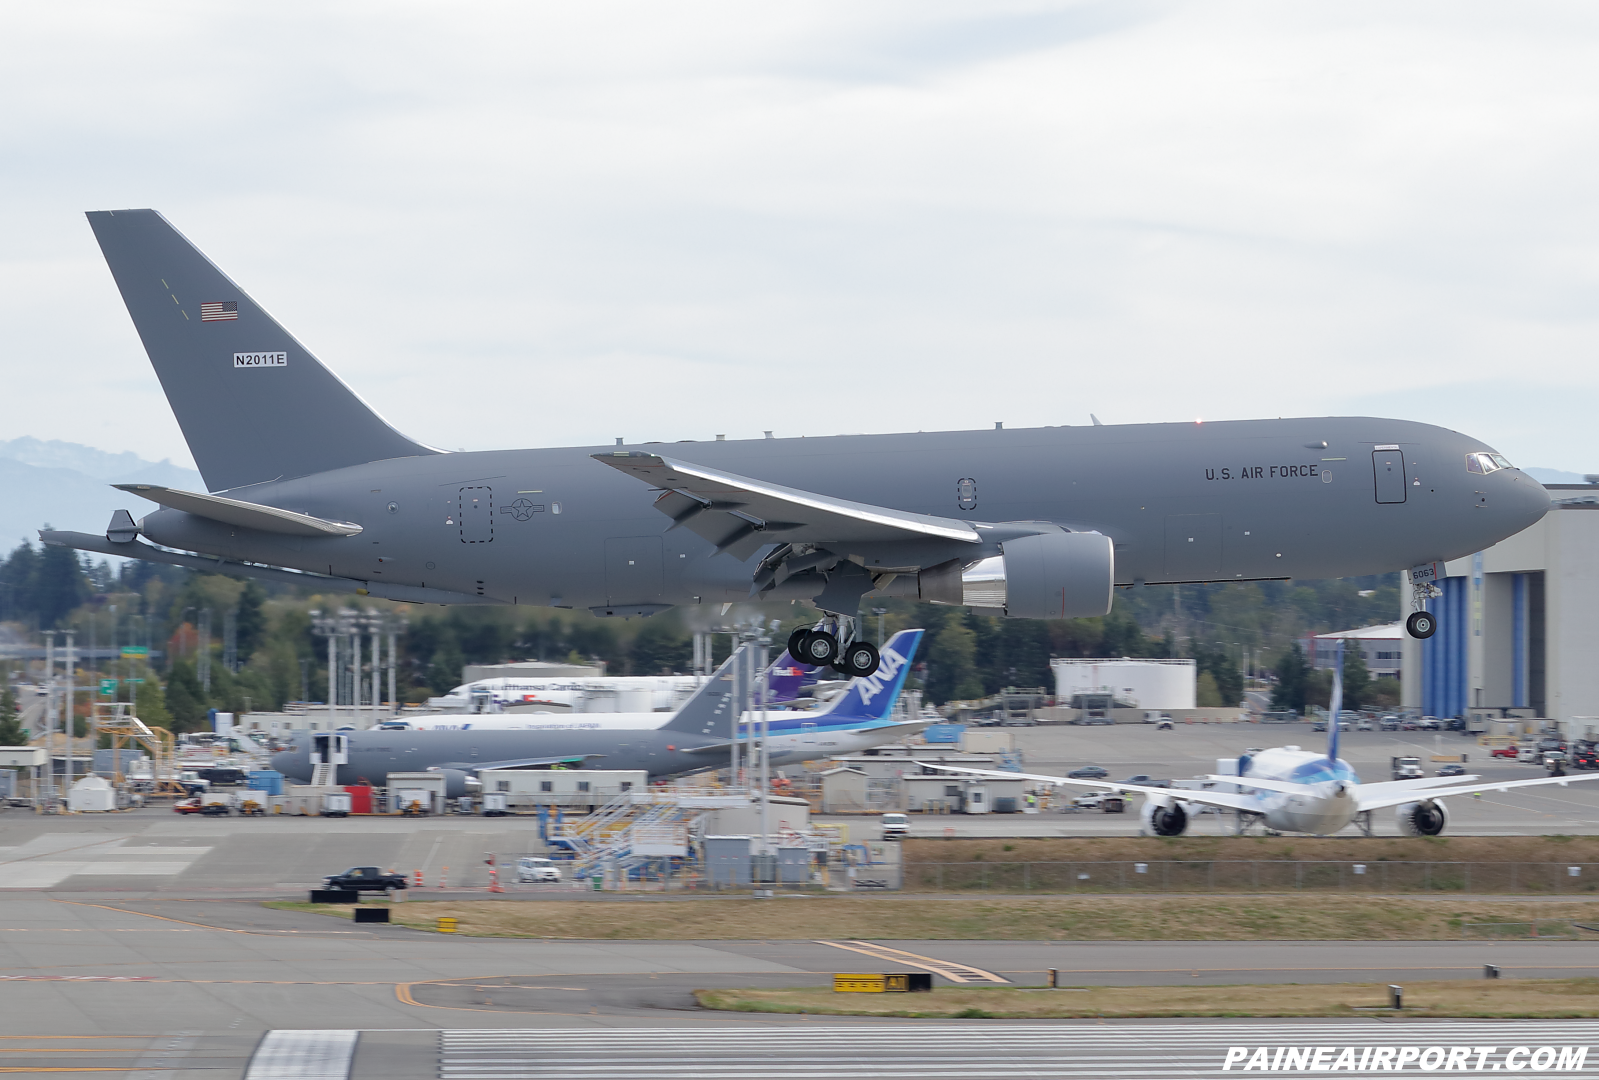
[695,979,1599,1019]
[267,895,1599,940]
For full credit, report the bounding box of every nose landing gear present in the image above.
[1406,563,1443,639]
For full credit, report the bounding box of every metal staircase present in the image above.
[310,763,337,787]
[557,789,748,877]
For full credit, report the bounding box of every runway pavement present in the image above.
[4,895,1599,1075]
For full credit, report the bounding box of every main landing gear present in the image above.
[787,617,881,677]
[1405,611,1436,639]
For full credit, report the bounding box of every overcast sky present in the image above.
[4,1,1598,472]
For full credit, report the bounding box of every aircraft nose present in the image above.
[1506,471,1553,530]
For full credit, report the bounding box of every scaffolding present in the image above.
[94,702,185,798]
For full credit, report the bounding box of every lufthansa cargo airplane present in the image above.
[925,647,1599,837]
[42,210,1551,673]
[271,631,925,793]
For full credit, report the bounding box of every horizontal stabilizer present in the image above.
[38,529,500,606]
[114,484,362,536]
[438,755,603,772]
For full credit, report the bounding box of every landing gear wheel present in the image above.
[1406,611,1436,639]
[787,627,811,661]
[838,640,880,678]
[796,630,838,667]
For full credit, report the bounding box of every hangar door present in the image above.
[605,536,664,605]
[1372,448,1407,504]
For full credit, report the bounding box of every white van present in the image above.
[881,813,909,840]
[516,856,562,883]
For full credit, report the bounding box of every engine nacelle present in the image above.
[1141,798,1189,836]
[948,531,1114,619]
[423,767,482,799]
[1395,799,1449,836]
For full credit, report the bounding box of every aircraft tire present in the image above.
[839,640,880,678]
[1406,611,1437,639]
[787,628,811,661]
[796,630,838,667]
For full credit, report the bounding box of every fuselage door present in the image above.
[1372,448,1407,504]
[459,486,494,543]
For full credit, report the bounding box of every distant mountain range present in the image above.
[0,438,202,555]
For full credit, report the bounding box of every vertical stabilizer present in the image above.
[814,629,925,724]
[86,209,438,492]
[1327,640,1344,762]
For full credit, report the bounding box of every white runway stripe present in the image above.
[439,1023,1599,1080]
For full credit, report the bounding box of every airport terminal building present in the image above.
[1401,484,1599,728]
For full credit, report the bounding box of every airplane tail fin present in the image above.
[1327,641,1344,762]
[660,645,746,737]
[814,629,924,724]
[86,210,439,492]
[762,650,821,706]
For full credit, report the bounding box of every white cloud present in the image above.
[3,1,1598,476]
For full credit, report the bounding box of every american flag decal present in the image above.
[199,301,238,322]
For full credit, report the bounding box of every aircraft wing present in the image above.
[1355,772,1599,813]
[114,483,363,537]
[917,762,1261,813]
[594,451,980,559]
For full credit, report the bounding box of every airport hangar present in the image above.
[1402,481,1599,732]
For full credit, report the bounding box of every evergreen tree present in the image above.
[1271,642,1312,715]
[0,681,25,744]
[628,617,692,675]
[0,543,40,624]
[162,659,207,730]
[1339,644,1371,712]
[234,582,267,659]
[133,672,174,732]
[32,542,88,627]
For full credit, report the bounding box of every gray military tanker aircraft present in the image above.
[42,209,1551,671]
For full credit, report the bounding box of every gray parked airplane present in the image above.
[271,632,926,794]
[42,209,1550,668]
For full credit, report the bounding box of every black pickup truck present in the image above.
[322,866,408,892]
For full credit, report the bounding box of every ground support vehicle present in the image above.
[515,857,562,883]
[1391,756,1424,780]
[322,867,408,892]
[880,813,909,839]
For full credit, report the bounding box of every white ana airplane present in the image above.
[925,643,1599,837]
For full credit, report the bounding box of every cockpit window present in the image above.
[1467,452,1507,475]
[1490,454,1514,470]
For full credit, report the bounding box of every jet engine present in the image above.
[423,767,482,798]
[951,531,1114,619]
[1141,798,1189,836]
[1395,799,1449,836]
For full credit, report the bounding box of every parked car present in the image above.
[1574,749,1599,771]
[1379,715,1401,731]
[1067,765,1109,779]
[322,866,408,892]
[880,812,909,840]
[1538,736,1567,753]
[172,798,203,815]
[515,857,562,883]
[1155,718,1174,730]
[1437,763,1467,777]
[1355,718,1374,731]
[1311,720,1328,732]
[1518,747,1539,764]
[1490,745,1520,759]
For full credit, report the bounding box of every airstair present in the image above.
[555,788,748,877]
[309,763,338,787]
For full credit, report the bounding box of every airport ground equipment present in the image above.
[436,917,458,933]
[832,973,933,992]
[309,889,360,903]
[351,907,389,923]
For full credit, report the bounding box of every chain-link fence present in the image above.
[904,860,1599,894]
